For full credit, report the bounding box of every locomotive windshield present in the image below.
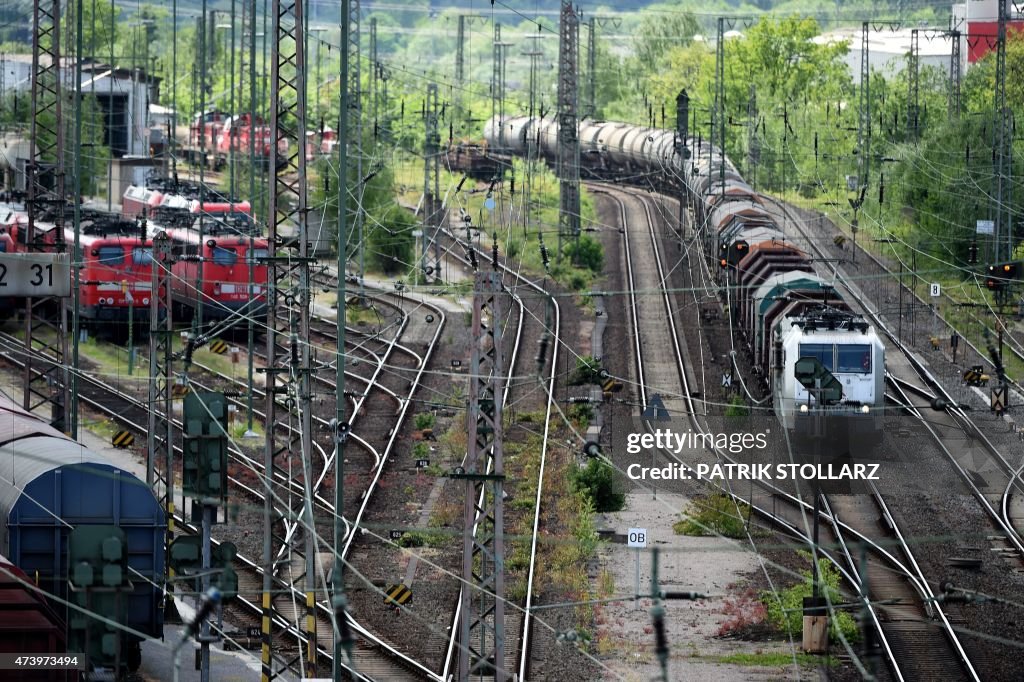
[837,344,871,373]
[212,247,238,266]
[246,248,270,264]
[97,245,124,265]
[799,344,833,371]
[132,247,153,265]
[799,343,871,374]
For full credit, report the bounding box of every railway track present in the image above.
[0,282,449,679]
[429,227,562,681]
[598,183,981,680]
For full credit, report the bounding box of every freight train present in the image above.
[0,391,165,674]
[484,115,885,445]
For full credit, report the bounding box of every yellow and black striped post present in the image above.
[261,591,272,682]
[112,430,135,448]
[306,591,317,676]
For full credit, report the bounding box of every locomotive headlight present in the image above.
[799,404,809,413]
[861,404,870,414]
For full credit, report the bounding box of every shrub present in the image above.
[573,459,625,512]
[397,529,447,548]
[674,493,749,538]
[725,395,749,417]
[761,553,859,644]
[571,355,603,385]
[568,402,593,429]
[414,412,435,430]
[564,235,604,273]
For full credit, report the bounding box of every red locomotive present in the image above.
[64,212,159,323]
[154,224,269,324]
[185,111,282,169]
[0,206,160,325]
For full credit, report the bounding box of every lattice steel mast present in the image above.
[585,16,595,118]
[907,28,920,141]
[858,22,871,191]
[948,28,961,119]
[349,0,363,299]
[147,232,174,604]
[994,0,1013,260]
[423,83,441,282]
[458,268,507,682]
[714,18,725,202]
[25,0,69,431]
[262,0,314,678]
[456,15,465,132]
[556,1,580,258]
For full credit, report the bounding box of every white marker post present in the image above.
[628,528,648,610]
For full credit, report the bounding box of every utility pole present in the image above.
[714,17,725,203]
[456,14,465,131]
[333,0,355,675]
[857,21,871,192]
[907,28,920,141]
[147,231,174,610]
[948,28,961,119]
[348,0,363,300]
[457,269,507,682]
[994,0,1013,261]
[263,0,314,678]
[25,0,69,433]
[586,17,596,118]
[423,83,440,282]
[675,88,690,237]
[556,1,580,259]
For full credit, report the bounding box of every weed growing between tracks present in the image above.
[674,493,751,539]
[762,551,859,643]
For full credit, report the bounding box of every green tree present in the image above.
[633,12,701,71]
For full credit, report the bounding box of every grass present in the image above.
[83,416,119,441]
[714,652,830,667]
[674,493,751,539]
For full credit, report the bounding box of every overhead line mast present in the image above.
[25,0,69,432]
[556,0,580,259]
[994,0,1013,261]
[262,0,314,678]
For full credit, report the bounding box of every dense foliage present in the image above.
[573,459,625,513]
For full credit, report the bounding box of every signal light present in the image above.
[985,261,1021,291]
[719,258,728,268]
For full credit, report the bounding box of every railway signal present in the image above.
[985,261,1020,291]
[68,526,130,671]
[718,240,748,268]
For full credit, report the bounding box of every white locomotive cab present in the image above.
[774,321,885,419]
